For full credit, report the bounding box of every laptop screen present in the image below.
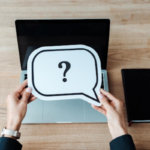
[15,19,110,70]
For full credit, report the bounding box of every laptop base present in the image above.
[21,70,108,124]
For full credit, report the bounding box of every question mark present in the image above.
[58,61,71,82]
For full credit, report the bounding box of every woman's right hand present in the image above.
[6,80,36,133]
[92,89,128,139]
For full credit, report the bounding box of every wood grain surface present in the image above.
[0,0,150,149]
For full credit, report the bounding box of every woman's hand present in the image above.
[6,80,36,132]
[92,89,128,139]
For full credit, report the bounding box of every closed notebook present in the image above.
[121,69,150,123]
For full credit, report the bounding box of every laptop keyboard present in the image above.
[24,73,104,89]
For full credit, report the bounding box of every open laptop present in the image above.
[15,19,110,123]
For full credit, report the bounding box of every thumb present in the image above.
[21,87,32,103]
[98,93,112,110]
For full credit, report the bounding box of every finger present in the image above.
[21,92,34,99]
[29,94,36,100]
[20,89,26,96]
[30,94,36,98]
[15,80,28,94]
[20,89,26,98]
[100,104,105,109]
[28,97,37,104]
[98,93,112,110]
[91,104,106,116]
[11,91,20,99]
[21,87,32,103]
[29,96,36,101]
[100,89,119,102]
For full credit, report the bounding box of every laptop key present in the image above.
[101,73,104,89]
[24,74,27,79]
[24,74,28,88]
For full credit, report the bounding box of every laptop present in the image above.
[15,19,110,123]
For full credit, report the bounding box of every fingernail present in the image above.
[98,93,104,99]
[26,87,32,93]
[91,104,94,108]
[100,89,103,92]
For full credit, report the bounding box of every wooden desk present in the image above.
[0,0,150,149]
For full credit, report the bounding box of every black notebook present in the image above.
[121,69,150,124]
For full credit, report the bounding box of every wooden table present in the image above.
[0,0,150,149]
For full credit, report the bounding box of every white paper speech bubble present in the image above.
[28,45,102,106]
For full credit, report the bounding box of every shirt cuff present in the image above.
[110,134,136,150]
[0,137,22,150]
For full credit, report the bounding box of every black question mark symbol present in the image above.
[58,61,71,82]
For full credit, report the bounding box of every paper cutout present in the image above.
[28,45,102,106]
